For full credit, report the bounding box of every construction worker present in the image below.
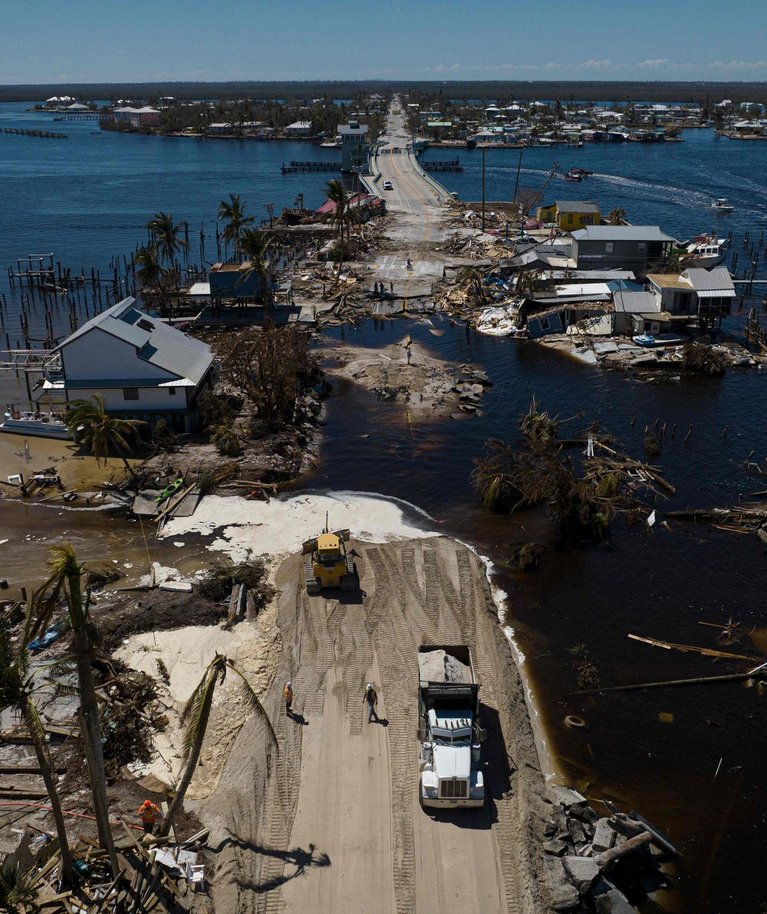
[284,681,294,716]
[138,800,162,835]
[363,683,379,723]
[403,334,412,364]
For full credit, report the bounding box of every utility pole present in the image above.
[513,149,523,205]
[481,147,486,232]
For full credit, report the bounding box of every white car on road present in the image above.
[383,180,393,190]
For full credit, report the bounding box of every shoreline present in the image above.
[122,494,552,913]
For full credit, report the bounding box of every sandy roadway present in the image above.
[202,536,547,914]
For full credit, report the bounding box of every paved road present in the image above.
[367,100,455,297]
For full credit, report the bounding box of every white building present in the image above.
[39,298,215,432]
[285,120,313,137]
[113,106,161,128]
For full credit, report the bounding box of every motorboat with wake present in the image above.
[712,198,734,212]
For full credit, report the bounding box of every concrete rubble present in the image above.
[542,787,675,913]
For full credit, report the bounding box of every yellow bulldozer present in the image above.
[302,522,356,595]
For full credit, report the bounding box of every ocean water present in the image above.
[2,102,767,912]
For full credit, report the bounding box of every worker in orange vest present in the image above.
[138,799,162,835]
[284,681,294,717]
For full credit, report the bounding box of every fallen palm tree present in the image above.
[667,504,767,539]
[472,401,672,540]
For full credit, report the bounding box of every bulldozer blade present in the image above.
[333,529,351,543]
[301,539,316,555]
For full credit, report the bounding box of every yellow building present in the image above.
[536,200,601,231]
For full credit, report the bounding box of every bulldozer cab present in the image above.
[303,520,356,595]
[317,532,343,563]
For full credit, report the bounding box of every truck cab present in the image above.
[417,646,485,808]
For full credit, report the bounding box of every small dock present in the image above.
[281,160,338,174]
[52,114,105,121]
[2,128,66,139]
[422,158,463,172]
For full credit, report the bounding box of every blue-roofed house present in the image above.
[38,298,215,432]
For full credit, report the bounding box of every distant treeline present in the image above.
[2,80,766,105]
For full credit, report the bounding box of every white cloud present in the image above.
[582,59,612,70]
[638,59,667,69]
[706,59,767,71]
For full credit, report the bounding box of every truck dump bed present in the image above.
[418,645,477,687]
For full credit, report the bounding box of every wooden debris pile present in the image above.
[667,504,767,540]
[10,822,211,913]
[435,232,491,259]
[472,402,674,540]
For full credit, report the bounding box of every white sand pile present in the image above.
[160,491,437,564]
[114,603,280,796]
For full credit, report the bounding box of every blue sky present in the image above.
[2,0,767,84]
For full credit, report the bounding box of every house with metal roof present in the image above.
[38,298,215,432]
[113,106,161,128]
[646,266,735,329]
[285,120,313,138]
[571,226,677,274]
[339,121,369,173]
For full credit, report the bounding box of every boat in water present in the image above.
[712,197,734,212]
[0,410,71,439]
[679,233,728,268]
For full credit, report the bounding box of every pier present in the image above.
[2,127,67,139]
[421,158,463,172]
[281,160,339,174]
[52,114,106,121]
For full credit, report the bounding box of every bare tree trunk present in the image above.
[21,700,74,889]
[68,571,119,877]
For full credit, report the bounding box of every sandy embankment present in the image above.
[115,491,436,798]
[116,490,552,913]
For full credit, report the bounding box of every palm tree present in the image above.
[607,207,627,226]
[325,178,353,273]
[0,861,40,914]
[160,654,276,837]
[146,211,187,268]
[239,228,274,307]
[36,545,119,876]
[64,395,145,476]
[134,245,169,310]
[218,193,254,258]
[0,618,74,888]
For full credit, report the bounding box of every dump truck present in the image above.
[417,645,485,808]
[302,525,356,595]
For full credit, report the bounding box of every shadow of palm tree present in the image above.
[221,833,330,894]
